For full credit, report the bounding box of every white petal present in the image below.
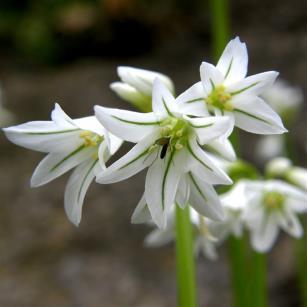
[217,37,248,84]
[232,96,287,134]
[145,149,187,229]
[117,66,175,96]
[176,175,190,209]
[176,82,209,117]
[51,103,76,128]
[187,136,232,185]
[31,146,94,187]
[276,210,303,238]
[131,194,152,224]
[251,215,279,253]
[73,116,105,136]
[3,121,82,153]
[145,226,174,247]
[152,78,178,117]
[107,132,123,156]
[64,159,99,226]
[200,62,224,96]
[228,71,279,97]
[94,105,159,142]
[206,138,236,162]
[185,115,233,145]
[96,130,159,184]
[195,237,218,260]
[188,172,225,221]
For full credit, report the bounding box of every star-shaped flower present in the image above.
[3,104,122,226]
[177,37,287,135]
[243,180,307,252]
[95,79,233,228]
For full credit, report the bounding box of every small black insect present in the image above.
[155,137,170,159]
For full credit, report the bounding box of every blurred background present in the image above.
[0,0,307,306]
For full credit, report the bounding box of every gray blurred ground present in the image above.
[1,1,307,306]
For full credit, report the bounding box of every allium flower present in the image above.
[95,79,233,228]
[3,104,122,226]
[210,181,248,241]
[145,207,218,260]
[177,37,287,134]
[110,66,175,112]
[243,180,307,252]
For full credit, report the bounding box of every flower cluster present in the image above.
[3,37,289,237]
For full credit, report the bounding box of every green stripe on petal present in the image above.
[119,148,151,170]
[224,57,233,80]
[77,159,98,202]
[26,128,80,135]
[186,141,214,172]
[234,108,272,126]
[230,82,260,96]
[162,151,175,210]
[188,172,207,201]
[50,144,86,172]
[111,115,160,126]
[162,97,175,117]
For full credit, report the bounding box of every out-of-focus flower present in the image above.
[261,80,303,125]
[210,181,249,241]
[177,37,287,135]
[256,135,285,162]
[243,180,307,253]
[265,157,307,191]
[145,207,218,260]
[3,103,122,226]
[95,79,233,228]
[110,66,175,112]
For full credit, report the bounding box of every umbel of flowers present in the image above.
[3,37,288,230]
[5,37,306,306]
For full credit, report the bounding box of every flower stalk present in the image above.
[175,204,198,307]
[228,236,248,307]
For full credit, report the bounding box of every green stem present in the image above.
[249,251,268,307]
[295,217,307,307]
[228,236,248,307]
[175,204,197,307]
[209,0,230,60]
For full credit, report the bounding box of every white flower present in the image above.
[287,167,307,191]
[95,79,233,228]
[209,181,248,242]
[261,80,303,123]
[265,157,292,178]
[243,180,307,253]
[177,37,287,135]
[110,66,175,112]
[3,103,122,226]
[145,207,218,260]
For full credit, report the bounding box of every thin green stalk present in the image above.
[249,251,268,307]
[209,0,230,61]
[175,204,197,307]
[295,217,307,307]
[228,236,248,307]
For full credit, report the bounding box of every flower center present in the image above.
[150,117,190,157]
[205,85,233,111]
[263,191,285,211]
[79,131,103,147]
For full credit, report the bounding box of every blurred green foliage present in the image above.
[0,0,209,65]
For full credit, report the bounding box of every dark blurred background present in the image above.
[0,0,307,306]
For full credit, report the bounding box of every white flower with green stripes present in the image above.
[242,180,307,252]
[3,103,122,226]
[95,79,233,229]
[177,37,287,135]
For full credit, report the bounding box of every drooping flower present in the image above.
[243,180,307,252]
[3,103,122,226]
[177,37,287,135]
[110,66,175,112]
[95,79,233,228]
[209,181,249,241]
[144,207,219,260]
